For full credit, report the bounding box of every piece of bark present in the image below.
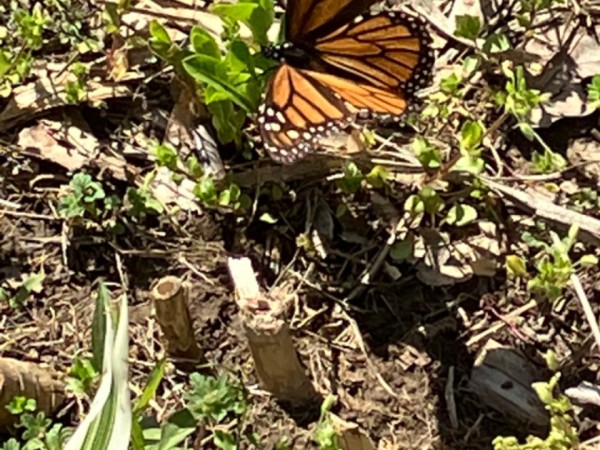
[151,276,205,370]
[0,357,65,427]
[228,257,318,405]
[330,414,376,450]
[469,340,548,429]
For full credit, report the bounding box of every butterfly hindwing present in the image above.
[258,64,353,164]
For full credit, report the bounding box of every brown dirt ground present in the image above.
[2,153,600,449]
[2,1,600,448]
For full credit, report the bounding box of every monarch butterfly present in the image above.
[257,0,435,164]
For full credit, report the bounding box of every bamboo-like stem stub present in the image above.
[228,257,317,405]
[151,276,205,370]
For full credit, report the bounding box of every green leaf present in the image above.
[133,359,166,415]
[419,187,444,215]
[505,255,527,277]
[228,40,254,73]
[155,409,196,449]
[454,15,481,39]
[195,177,218,205]
[185,373,245,423]
[213,430,236,450]
[183,55,254,112]
[483,32,510,54]
[189,26,220,58]
[21,272,45,293]
[588,75,600,109]
[211,2,258,23]
[149,20,171,45]
[404,194,424,215]
[445,204,477,226]
[365,165,389,188]
[452,155,484,175]
[91,283,110,372]
[336,162,363,194]
[208,100,246,145]
[259,212,278,224]
[212,0,273,45]
[413,137,442,169]
[579,254,598,267]
[462,56,480,78]
[247,0,274,45]
[154,144,178,169]
[68,357,98,394]
[390,238,413,261]
[440,73,460,95]
[460,120,484,153]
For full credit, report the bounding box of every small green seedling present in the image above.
[3,398,71,450]
[314,395,342,450]
[492,373,579,450]
[524,224,597,302]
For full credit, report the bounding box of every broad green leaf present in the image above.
[452,155,484,175]
[21,272,45,293]
[454,15,481,40]
[208,101,245,145]
[190,26,220,58]
[228,40,254,75]
[259,212,278,223]
[149,20,171,45]
[413,137,441,169]
[419,187,444,215]
[390,239,412,261]
[579,254,598,267]
[212,0,273,45]
[460,120,484,153]
[211,3,257,23]
[157,409,197,449]
[445,204,477,226]
[183,54,253,112]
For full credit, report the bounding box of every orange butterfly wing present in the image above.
[258,11,434,164]
[258,65,412,164]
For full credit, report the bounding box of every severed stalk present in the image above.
[151,276,205,371]
[0,357,65,427]
[228,257,318,405]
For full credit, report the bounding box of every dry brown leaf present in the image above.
[525,18,600,125]
[17,117,133,181]
[0,65,136,130]
[150,167,199,212]
[410,221,504,286]
[567,137,600,186]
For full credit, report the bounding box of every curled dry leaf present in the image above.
[411,221,505,286]
[567,138,600,186]
[526,17,600,126]
[17,118,133,181]
[0,63,135,130]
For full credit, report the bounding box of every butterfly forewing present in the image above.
[258,65,353,164]
[286,0,379,43]
[314,12,434,95]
